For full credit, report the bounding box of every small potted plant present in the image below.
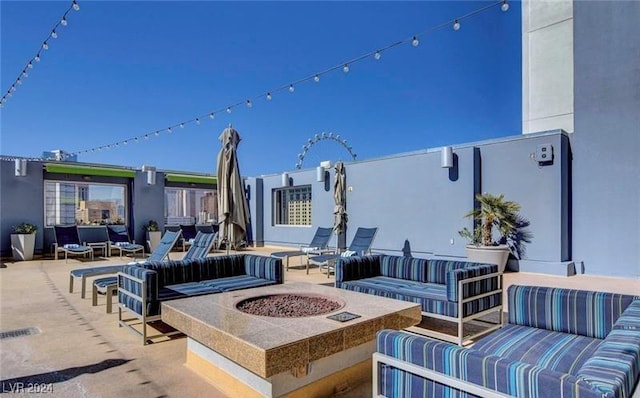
[11,222,38,261]
[145,220,161,252]
[458,193,530,272]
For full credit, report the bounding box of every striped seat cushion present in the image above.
[339,276,425,299]
[94,276,117,294]
[159,282,222,301]
[471,324,602,376]
[71,265,124,278]
[202,275,277,292]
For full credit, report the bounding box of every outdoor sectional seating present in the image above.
[373,285,640,398]
[117,254,283,344]
[335,254,503,346]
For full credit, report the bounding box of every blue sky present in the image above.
[1,1,521,177]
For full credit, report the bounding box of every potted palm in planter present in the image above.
[11,223,37,261]
[145,220,161,252]
[458,193,527,272]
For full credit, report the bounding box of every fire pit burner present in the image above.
[236,293,344,317]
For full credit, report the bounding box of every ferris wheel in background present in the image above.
[295,132,357,170]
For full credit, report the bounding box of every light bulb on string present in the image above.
[134,137,139,143]
[289,84,295,93]
[374,51,381,60]
[167,127,172,133]
[35,54,41,62]
[123,140,128,145]
[226,107,232,114]
[266,92,272,101]
[61,16,67,26]
[501,1,509,11]
[453,20,460,31]
[180,123,185,128]
[72,1,80,11]
[51,30,58,39]
[343,64,350,73]
[22,70,28,78]
[27,62,33,69]
[154,131,160,136]
[144,134,149,140]
[209,113,215,119]
[42,42,49,50]
[313,75,320,83]
[195,118,201,125]
[16,79,22,85]
[246,99,253,108]
[412,36,419,47]
[10,86,16,92]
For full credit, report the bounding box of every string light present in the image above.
[167,127,172,133]
[1,0,80,107]
[501,0,509,12]
[55,0,507,160]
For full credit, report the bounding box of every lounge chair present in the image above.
[107,225,145,259]
[271,227,334,274]
[69,230,181,300]
[179,224,198,252]
[308,227,378,278]
[182,231,217,260]
[53,225,94,263]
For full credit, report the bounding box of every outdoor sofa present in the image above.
[335,254,502,345]
[117,254,283,344]
[373,285,640,398]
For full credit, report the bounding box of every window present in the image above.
[164,188,217,225]
[44,181,127,226]
[273,185,312,226]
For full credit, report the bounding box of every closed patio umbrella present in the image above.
[333,161,347,251]
[216,126,250,254]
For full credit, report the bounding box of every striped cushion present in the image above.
[244,255,283,282]
[376,329,603,398]
[472,324,602,376]
[613,300,640,331]
[425,259,471,284]
[380,256,428,282]
[446,264,500,302]
[94,276,117,294]
[202,275,277,292]
[71,265,124,278]
[336,255,382,282]
[577,327,640,398]
[508,285,637,339]
[159,282,222,300]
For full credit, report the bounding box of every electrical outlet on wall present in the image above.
[450,238,455,245]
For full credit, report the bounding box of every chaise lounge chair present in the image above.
[69,230,182,300]
[271,227,333,274]
[182,231,217,260]
[107,225,145,259]
[53,225,94,263]
[309,227,378,278]
[179,224,198,252]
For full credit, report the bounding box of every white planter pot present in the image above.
[465,244,510,272]
[11,233,36,261]
[147,231,162,253]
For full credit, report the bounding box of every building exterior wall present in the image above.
[572,0,640,277]
[522,0,574,134]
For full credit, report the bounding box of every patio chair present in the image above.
[309,227,378,278]
[182,231,217,260]
[107,225,145,260]
[271,227,334,274]
[69,230,181,300]
[179,224,198,252]
[53,225,94,263]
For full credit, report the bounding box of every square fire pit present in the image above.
[161,282,421,397]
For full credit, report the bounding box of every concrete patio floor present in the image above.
[1,248,638,397]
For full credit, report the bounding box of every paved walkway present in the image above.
[1,248,637,397]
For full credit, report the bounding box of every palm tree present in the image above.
[460,193,521,246]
